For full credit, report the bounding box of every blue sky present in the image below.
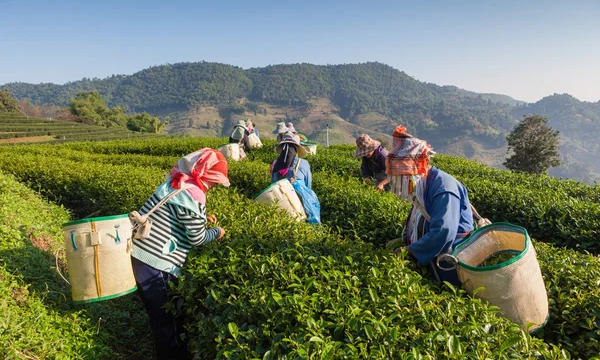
[1,0,599,102]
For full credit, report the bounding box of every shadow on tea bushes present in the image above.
[0,172,153,359]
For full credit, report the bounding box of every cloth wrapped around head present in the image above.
[386,126,435,202]
[286,122,297,134]
[168,148,230,204]
[386,126,435,176]
[354,134,381,158]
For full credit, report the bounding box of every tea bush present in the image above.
[535,242,600,358]
[0,150,570,358]
[2,138,600,357]
[175,189,567,359]
[0,172,153,359]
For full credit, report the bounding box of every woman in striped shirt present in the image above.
[130,148,229,360]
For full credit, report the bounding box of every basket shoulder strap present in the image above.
[145,184,192,218]
[412,198,431,222]
[290,157,302,184]
[470,203,484,220]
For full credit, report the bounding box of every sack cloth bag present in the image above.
[290,159,321,224]
[247,132,263,148]
[437,223,549,332]
[292,181,321,224]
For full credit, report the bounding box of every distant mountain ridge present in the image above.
[2,62,599,183]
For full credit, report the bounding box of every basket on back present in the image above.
[438,223,549,332]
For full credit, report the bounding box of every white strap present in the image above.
[412,197,431,222]
[145,184,192,218]
[290,157,302,184]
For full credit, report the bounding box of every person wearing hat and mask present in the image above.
[273,122,289,142]
[270,132,312,189]
[130,148,229,359]
[355,134,390,191]
[229,119,251,151]
[386,126,474,286]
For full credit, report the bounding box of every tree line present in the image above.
[0,89,165,133]
[1,62,519,143]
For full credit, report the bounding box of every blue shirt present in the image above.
[408,167,474,266]
[271,157,312,189]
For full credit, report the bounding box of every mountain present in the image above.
[2,62,598,183]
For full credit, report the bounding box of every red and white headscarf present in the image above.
[167,148,230,204]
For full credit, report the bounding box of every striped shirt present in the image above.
[131,193,220,276]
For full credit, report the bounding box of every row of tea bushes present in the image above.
[3,139,599,254]
[0,172,154,359]
[63,136,228,155]
[0,149,568,358]
[432,154,600,204]
[221,159,600,358]
[0,153,163,218]
[302,148,600,254]
[309,144,600,204]
[176,188,567,359]
[2,140,598,357]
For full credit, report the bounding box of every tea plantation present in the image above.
[0,113,156,143]
[0,137,599,359]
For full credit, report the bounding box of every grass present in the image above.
[0,171,153,359]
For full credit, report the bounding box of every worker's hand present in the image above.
[393,246,409,255]
[207,214,217,224]
[376,178,389,192]
[216,227,226,240]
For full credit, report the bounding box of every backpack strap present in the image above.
[412,197,431,222]
[132,184,192,225]
[290,157,302,184]
[470,203,492,228]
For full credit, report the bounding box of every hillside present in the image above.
[0,113,155,144]
[2,61,599,182]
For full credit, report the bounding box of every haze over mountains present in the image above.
[2,62,599,183]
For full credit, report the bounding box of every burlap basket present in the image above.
[248,133,263,148]
[62,214,137,304]
[218,143,245,161]
[438,223,548,332]
[255,179,306,221]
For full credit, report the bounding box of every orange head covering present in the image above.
[168,148,230,203]
[386,125,435,176]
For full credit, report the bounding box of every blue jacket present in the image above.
[271,157,312,189]
[408,167,474,266]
